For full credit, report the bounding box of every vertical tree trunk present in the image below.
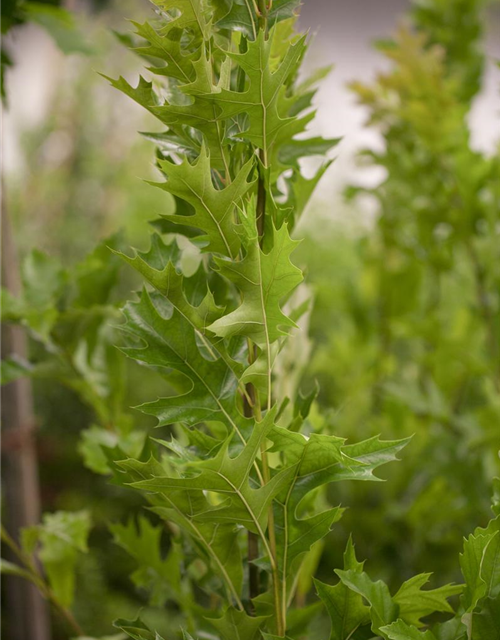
[1,207,51,640]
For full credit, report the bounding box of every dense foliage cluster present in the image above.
[305,0,500,586]
[2,0,500,639]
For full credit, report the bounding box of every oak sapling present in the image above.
[2,1,499,639]
[106,1,409,636]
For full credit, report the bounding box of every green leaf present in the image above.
[37,510,91,608]
[381,619,438,640]
[130,20,197,83]
[283,161,333,227]
[282,502,344,574]
[78,426,144,476]
[288,380,319,432]
[460,532,497,611]
[204,29,309,160]
[335,569,399,635]
[393,573,463,626]
[460,525,500,637]
[150,0,211,40]
[114,615,164,640]
[104,67,230,169]
[114,234,221,330]
[278,137,340,169]
[14,249,67,339]
[152,149,255,258]
[315,537,370,640]
[150,214,204,240]
[479,529,500,600]
[73,232,124,307]
[109,515,175,606]
[470,594,500,640]
[151,503,243,608]
[215,0,300,40]
[341,435,413,478]
[295,541,325,605]
[286,602,323,639]
[269,431,408,586]
[207,607,268,640]
[121,418,283,609]
[131,408,295,536]
[208,223,303,345]
[120,288,247,436]
[102,73,158,112]
[433,617,467,640]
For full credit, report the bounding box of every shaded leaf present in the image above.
[38,510,91,608]
[109,515,175,606]
[335,570,399,635]
[207,607,268,640]
[120,289,247,435]
[315,537,370,640]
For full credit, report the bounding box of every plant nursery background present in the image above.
[2,0,500,639]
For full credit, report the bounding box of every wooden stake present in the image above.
[1,204,52,640]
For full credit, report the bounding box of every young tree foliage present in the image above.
[103,0,409,636]
[317,482,500,640]
[3,1,498,639]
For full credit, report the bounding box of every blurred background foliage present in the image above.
[1,0,500,638]
[306,0,500,591]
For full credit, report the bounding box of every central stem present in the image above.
[244,3,284,634]
[254,61,285,640]
[253,391,284,636]
[257,0,269,37]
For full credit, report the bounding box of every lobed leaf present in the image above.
[315,538,370,640]
[208,223,303,345]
